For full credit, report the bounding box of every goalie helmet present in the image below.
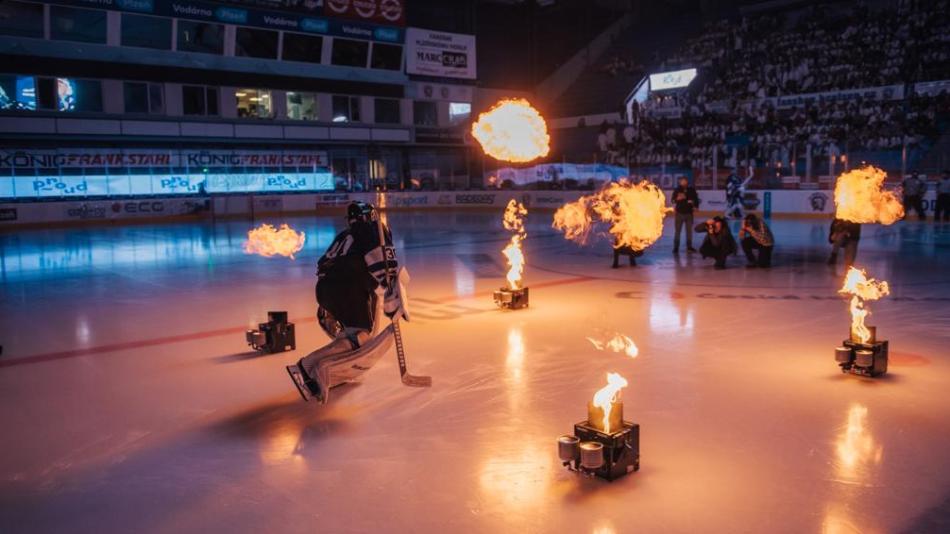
[346,201,377,226]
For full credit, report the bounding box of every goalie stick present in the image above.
[375,211,432,388]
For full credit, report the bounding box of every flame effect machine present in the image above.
[835,326,888,377]
[558,400,640,481]
[246,311,296,354]
[493,286,529,309]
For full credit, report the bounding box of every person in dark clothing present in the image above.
[738,213,774,268]
[827,217,861,267]
[694,216,737,269]
[935,171,950,222]
[902,172,927,221]
[725,172,744,219]
[672,176,700,253]
[612,241,643,268]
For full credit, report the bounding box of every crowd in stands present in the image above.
[589,0,950,172]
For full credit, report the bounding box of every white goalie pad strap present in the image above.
[314,325,395,403]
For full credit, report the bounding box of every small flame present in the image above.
[587,333,639,358]
[592,372,628,434]
[553,179,671,251]
[471,98,550,163]
[838,267,890,344]
[834,166,904,225]
[502,200,527,290]
[243,223,306,259]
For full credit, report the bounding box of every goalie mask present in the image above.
[346,201,377,227]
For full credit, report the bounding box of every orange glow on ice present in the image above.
[471,98,550,163]
[243,223,306,259]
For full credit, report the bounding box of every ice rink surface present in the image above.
[1,211,949,533]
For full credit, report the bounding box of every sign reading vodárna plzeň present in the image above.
[405,28,476,80]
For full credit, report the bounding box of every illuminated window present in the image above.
[39,78,102,112]
[236,88,273,119]
[0,74,36,110]
[449,102,471,125]
[287,92,318,121]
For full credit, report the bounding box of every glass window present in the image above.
[235,27,278,59]
[183,87,221,117]
[50,6,107,44]
[0,1,44,39]
[449,102,471,125]
[121,14,172,50]
[0,74,36,110]
[374,98,400,124]
[282,32,323,64]
[177,21,224,55]
[236,88,272,119]
[332,95,361,123]
[123,82,164,114]
[413,100,438,126]
[286,91,318,120]
[371,43,402,71]
[51,78,102,112]
[331,38,369,67]
[37,77,56,110]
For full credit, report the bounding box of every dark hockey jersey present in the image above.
[316,220,399,331]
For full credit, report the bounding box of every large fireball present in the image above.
[553,179,671,251]
[243,223,306,259]
[834,166,904,224]
[471,98,550,163]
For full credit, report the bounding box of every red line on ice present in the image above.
[2,276,595,368]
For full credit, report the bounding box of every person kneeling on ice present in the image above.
[287,201,409,403]
[695,216,737,269]
[738,214,774,268]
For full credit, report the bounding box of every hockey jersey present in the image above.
[316,220,399,332]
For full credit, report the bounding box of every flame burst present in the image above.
[471,98,550,163]
[243,223,306,259]
[502,200,528,290]
[834,166,904,224]
[553,179,671,251]
[838,267,890,343]
[592,372,628,434]
[587,333,639,358]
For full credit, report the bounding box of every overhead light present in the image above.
[236,92,247,97]
[250,97,262,102]
[332,115,347,122]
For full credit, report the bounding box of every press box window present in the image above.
[332,95,360,123]
[38,78,102,112]
[374,98,401,124]
[0,74,36,110]
[371,43,403,71]
[177,21,224,55]
[287,92,318,121]
[282,32,323,64]
[0,1,44,39]
[50,5,106,44]
[183,86,219,116]
[121,14,172,50]
[236,89,273,119]
[236,27,278,59]
[413,100,438,126]
[124,82,164,114]
[449,102,471,125]
[331,38,369,67]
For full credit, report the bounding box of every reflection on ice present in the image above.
[834,403,883,483]
[648,295,693,335]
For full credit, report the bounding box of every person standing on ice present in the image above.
[725,172,745,219]
[287,201,409,403]
[672,176,699,254]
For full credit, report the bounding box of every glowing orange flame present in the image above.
[471,98,550,163]
[587,333,639,358]
[553,179,671,251]
[243,223,306,259]
[834,166,904,224]
[502,200,527,290]
[592,372,628,434]
[838,267,889,343]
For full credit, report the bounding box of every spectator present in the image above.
[671,176,700,253]
[902,172,927,220]
[738,213,774,268]
[695,216,737,269]
[828,218,861,267]
[935,170,950,222]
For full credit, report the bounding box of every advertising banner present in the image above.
[0,149,329,170]
[766,84,905,109]
[405,28,477,80]
[324,0,405,26]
